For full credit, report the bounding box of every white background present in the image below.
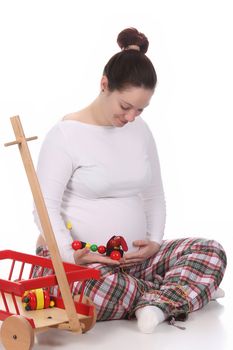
[0,0,232,292]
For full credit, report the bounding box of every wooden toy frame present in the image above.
[0,116,101,349]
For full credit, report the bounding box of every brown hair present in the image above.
[103,28,157,91]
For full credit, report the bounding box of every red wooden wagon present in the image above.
[0,250,100,349]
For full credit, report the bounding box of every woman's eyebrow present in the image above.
[120,100,133,106]
[120,99,149,109]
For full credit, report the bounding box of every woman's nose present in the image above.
[125,109,139,122]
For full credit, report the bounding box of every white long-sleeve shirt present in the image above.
[33,117,166,262]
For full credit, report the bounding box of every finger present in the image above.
[77,247,90,257]
[123,254,145,262]
[126,256,144,262]
[74,249,92,265]
[76,250,120,265]
[99,257,120,265]
[120,259,143,266]
[120,263,135,268]
[87,254,120,265]
[132,240,149,247]
[124,252,142,260]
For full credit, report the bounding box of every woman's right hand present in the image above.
[73,247,120,266]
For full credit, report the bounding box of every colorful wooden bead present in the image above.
[98,245,106,254]
[72,240,83,250]
[66,221,72,230]
[110,250,122,260]
[90,244,98,252]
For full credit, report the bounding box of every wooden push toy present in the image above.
[0,116,101,350]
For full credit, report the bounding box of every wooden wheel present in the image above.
[74,295,97,333]
[0,315,34,350]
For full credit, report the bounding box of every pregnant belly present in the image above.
[61,196,147,252]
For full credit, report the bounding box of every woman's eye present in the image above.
[120,105,130,111]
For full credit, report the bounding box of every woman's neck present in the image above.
[86,96,110,126]
[64,95,112,126]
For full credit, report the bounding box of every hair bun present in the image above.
[117,27,149,54]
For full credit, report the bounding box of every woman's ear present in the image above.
[100,75,109,92]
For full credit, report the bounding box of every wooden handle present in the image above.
[9,116,82,332]
[4,136,38,147]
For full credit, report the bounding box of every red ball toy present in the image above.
[72,240,83,250]
[97,245,106,254]
[110,250,122,261]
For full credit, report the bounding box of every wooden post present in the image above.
[5,116,82,332]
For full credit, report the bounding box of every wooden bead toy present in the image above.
[66,222,128,261]
[73,236,129,261]
[22,288,55,311]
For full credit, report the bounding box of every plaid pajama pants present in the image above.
[35,237,226,321]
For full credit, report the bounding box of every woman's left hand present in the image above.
[120,240,160,266]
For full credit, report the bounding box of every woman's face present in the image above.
[103,85,154,127]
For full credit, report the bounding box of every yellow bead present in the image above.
[66,221,72,230]
[50,300,55,307]
[85,243,91,248]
